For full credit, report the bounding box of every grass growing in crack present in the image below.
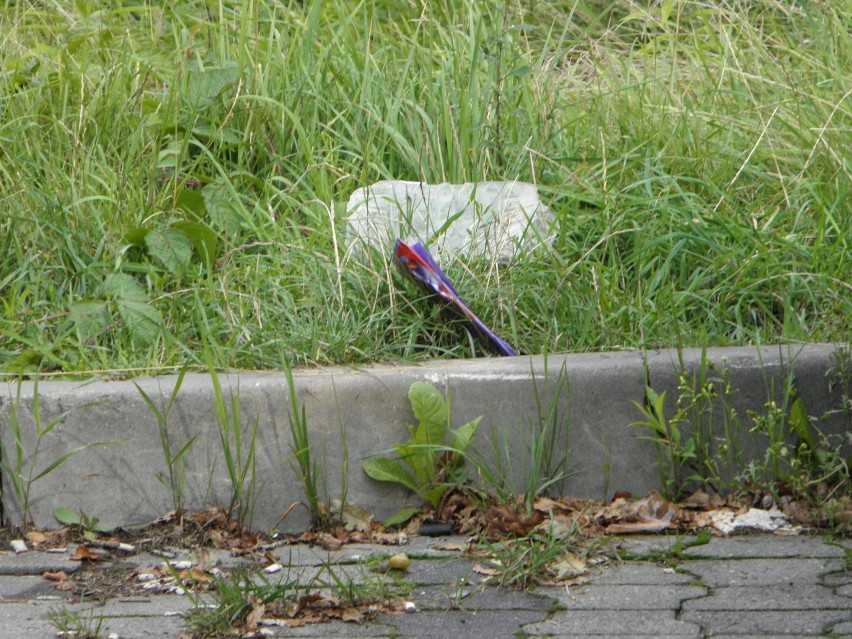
[184,561,393,637]
[0,376,117,529]
[617,530,713,568]
[283,362,328,529]
[48,607,106,639]
[476,358,574,513]
[479,517,593,590]
[135,367,199,515]
[206,362,260,530]
[2,0,850,376]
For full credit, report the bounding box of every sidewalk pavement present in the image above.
[1,533,850,638]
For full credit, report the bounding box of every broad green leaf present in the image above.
[382,507,421,528]
[175,188,207,220]
[183,59,239,110]
[172,220,218,269]
[788,397,815,450]
[117,299,162,345]
[102,273,147,302]
[53,506,81,526]
[362,457,419,494]
[408,382,448,430]
[452,416,481,452]
[69,300,109,341]
[145,227,192,276]
[202,183,241,235]
[407,382,447,486]
[124,226,150,246]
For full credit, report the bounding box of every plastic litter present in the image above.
[346,180,551,262]
[394,239,516,356]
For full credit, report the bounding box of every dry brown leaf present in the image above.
[485,503,544,537]
[26,531,47,545]
[70,545,102,561]
[472,562,501,576]
[244,599,266,631]
[319,535,344,551]
[179,569,211,582]
[341,609,366,623]
[534,496,569,514]
[432,541,469,552]
[549,552,587,580]
[330,500,374,533]
[42,571,68,582]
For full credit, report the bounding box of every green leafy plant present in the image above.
[0,376,117,529]
[134,367,199,515]
[362,382,481,524]
[631,386,702,501]
[68,273,164,347]
[52,506,115,538]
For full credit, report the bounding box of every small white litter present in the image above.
[710,507,800,535]
[10,540,28,554]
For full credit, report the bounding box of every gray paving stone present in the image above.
[543,584,706,610]
[382,608,549,638]
[0,575,72,601]
[707,636,835,639]
[838,583,852,597]
[832,619,852,635]
[612,534,706,557]
[253,619,399,637]
[586,562,697,586]
[821,569,852,587]
[680,609,852,635]
[0,601,59,638]
[679,557,843,587]
[679,534,847,559]
[73,594,197,617]
[682,584,848,610]
[408,584,554,611]
[523,608,701,636]
[73,614,188,638]
[0,551,83,576]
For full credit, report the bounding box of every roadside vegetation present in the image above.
[2,0,850,375]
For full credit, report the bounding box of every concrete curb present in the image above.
[1,344,848,532]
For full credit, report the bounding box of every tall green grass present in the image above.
[1,0,849,376]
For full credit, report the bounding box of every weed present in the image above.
[479,517,592,589]
[631,386,703,502]
[206,363,259,530]
[283,363,327,529]
[477,358,573,513]
[0,376,117,529]
[362,381,481,524]
[48,607,106,639]
[134,367,199,515]
[618,530,713,567]
[184,560,392,637]
[53,506,115,539]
